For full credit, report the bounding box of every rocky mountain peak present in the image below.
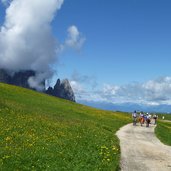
[0,68,75,102]
[46,78,75,102]
[0,69,38,89]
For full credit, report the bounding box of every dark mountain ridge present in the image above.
[0,68,75,102]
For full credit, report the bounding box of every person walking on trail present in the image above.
[139,112,144,126]
[153,114,157,125]
[144,114,147,123]
[132,110,137,126]
[146,114,151,127]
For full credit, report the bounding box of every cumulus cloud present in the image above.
[65,25,85,49]
[103,84,120,96]
[71,71,97,89]
[70,72,101,102]
[141,77,171,102]
[70,80,83,92]
[0,0,85,91]
[0,0,64,90]
[70,80,106,102]
[72,76,171,106]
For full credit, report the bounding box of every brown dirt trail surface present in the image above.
[116,123,171,171]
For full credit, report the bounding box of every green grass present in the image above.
[155,120,171,146]
[0,83,131,170]
[155,113,171,146]
[157,114,171,121]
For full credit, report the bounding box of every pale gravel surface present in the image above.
[116,123,171,171]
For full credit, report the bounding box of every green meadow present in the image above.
[0,83,131,171]
[155,120,171,146]
[155,113,171,146]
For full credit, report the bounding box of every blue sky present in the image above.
[1,0,171,106]
[52,0,171,85]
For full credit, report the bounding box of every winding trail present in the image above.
[116,123,171,171]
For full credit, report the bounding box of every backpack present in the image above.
[133,113,137,118]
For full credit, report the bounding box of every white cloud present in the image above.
[65,25,85,49]
[71,71,97,90]
[72,76,171,106]
[0,0,64,90]
[70,80,84,94]
[103,84,120,95]
[141,77,171,101]
[0,0,85,90]
[0,0,64,72]
[70,78,106,102]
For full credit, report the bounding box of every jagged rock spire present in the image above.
[46,78,75,102]
[0,68,75,102]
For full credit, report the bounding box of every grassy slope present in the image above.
[0,83,131,171]
[155,114,171,146]
[155,120,171,146]
[156,114,171,121]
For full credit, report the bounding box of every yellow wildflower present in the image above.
[5,137,11,141]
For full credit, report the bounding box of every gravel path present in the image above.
[116,123,171,171]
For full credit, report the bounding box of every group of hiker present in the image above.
[132,110,158,127]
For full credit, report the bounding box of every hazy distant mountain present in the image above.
[77,100,171,113]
